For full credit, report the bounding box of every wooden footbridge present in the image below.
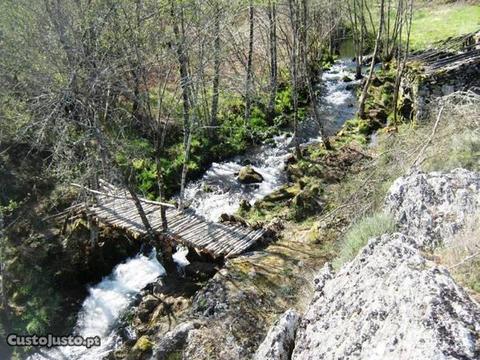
[72,180,266,259]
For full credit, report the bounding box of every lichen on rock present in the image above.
[385,168,480,248]
[291,233,480,360]
[254,309,300,360]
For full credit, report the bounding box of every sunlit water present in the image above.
[31,251,165,360]
[183,59,359,221]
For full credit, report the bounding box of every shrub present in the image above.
[437,215,480,294]
[425,130,480,172]
[334,212,396,268]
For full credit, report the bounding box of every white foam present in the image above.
[31,251,165,360]
[182,60,359,221]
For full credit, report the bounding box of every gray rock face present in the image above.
[255,169,480,360]
[152,321,201,360]
[254,309,300,360]
[292,233,480,360]
[385,168,480,247]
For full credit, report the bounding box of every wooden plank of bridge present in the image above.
[78,182,265,258]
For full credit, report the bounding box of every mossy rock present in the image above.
[286,163,304,182]
[237,166,264,184]
[256,184,301,209]
[292,184,324,220]
[366,109,388,125]
[131,335,154,358]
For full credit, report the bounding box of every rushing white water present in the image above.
[318,60,360,135]
[182,134,292,222]
[31,251,165,360]
[183,59,358,221]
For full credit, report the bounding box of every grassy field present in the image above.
[410,2,480,49]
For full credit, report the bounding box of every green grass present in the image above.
[410,4,480,50]
[334,213,396,269]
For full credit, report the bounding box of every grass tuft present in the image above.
[334,212,396,269]
[437,215,480,297]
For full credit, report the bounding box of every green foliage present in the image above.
[4,237,63,336]
[321,54,338,71]
[334,213,396,268]
[335,117,370,147]
[275,87,293,114]
[0,200,20,214]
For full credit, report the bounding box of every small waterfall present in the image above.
[173,245,190,277]
[31,251,165,360]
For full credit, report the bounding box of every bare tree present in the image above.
[244,0,255,122]
[266,0,278,125]
[358,0,385,119]
[393,0,414,125]
[210,0,222,133]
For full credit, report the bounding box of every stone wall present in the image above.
[400,58,480,121]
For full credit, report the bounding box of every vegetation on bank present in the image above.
[333,213,396,268]
[241,86,480,295]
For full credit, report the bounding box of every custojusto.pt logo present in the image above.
[6,334,101,348]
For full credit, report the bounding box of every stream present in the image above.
[183,59,359,221]
[30,59,358,360]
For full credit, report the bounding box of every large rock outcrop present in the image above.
[385,168,480,247]
[291,233,480,359]
[152,321,202,359]
[257,169,480,360]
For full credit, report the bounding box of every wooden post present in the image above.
[159,236,176,273]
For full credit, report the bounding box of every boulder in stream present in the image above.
[237,165,264,184]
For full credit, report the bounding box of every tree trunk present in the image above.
[125,177,157,241]
[93,113,160,255]
[171,0,193,210]
[154,119,168,231]
[210,1,221,133]
[179,128,193,210]
[288,0,301,158]
[244,0,254,121]
[266,0,277,125]
[171,0,191,148]
[358,0,385,119]
[393,0,413,126]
